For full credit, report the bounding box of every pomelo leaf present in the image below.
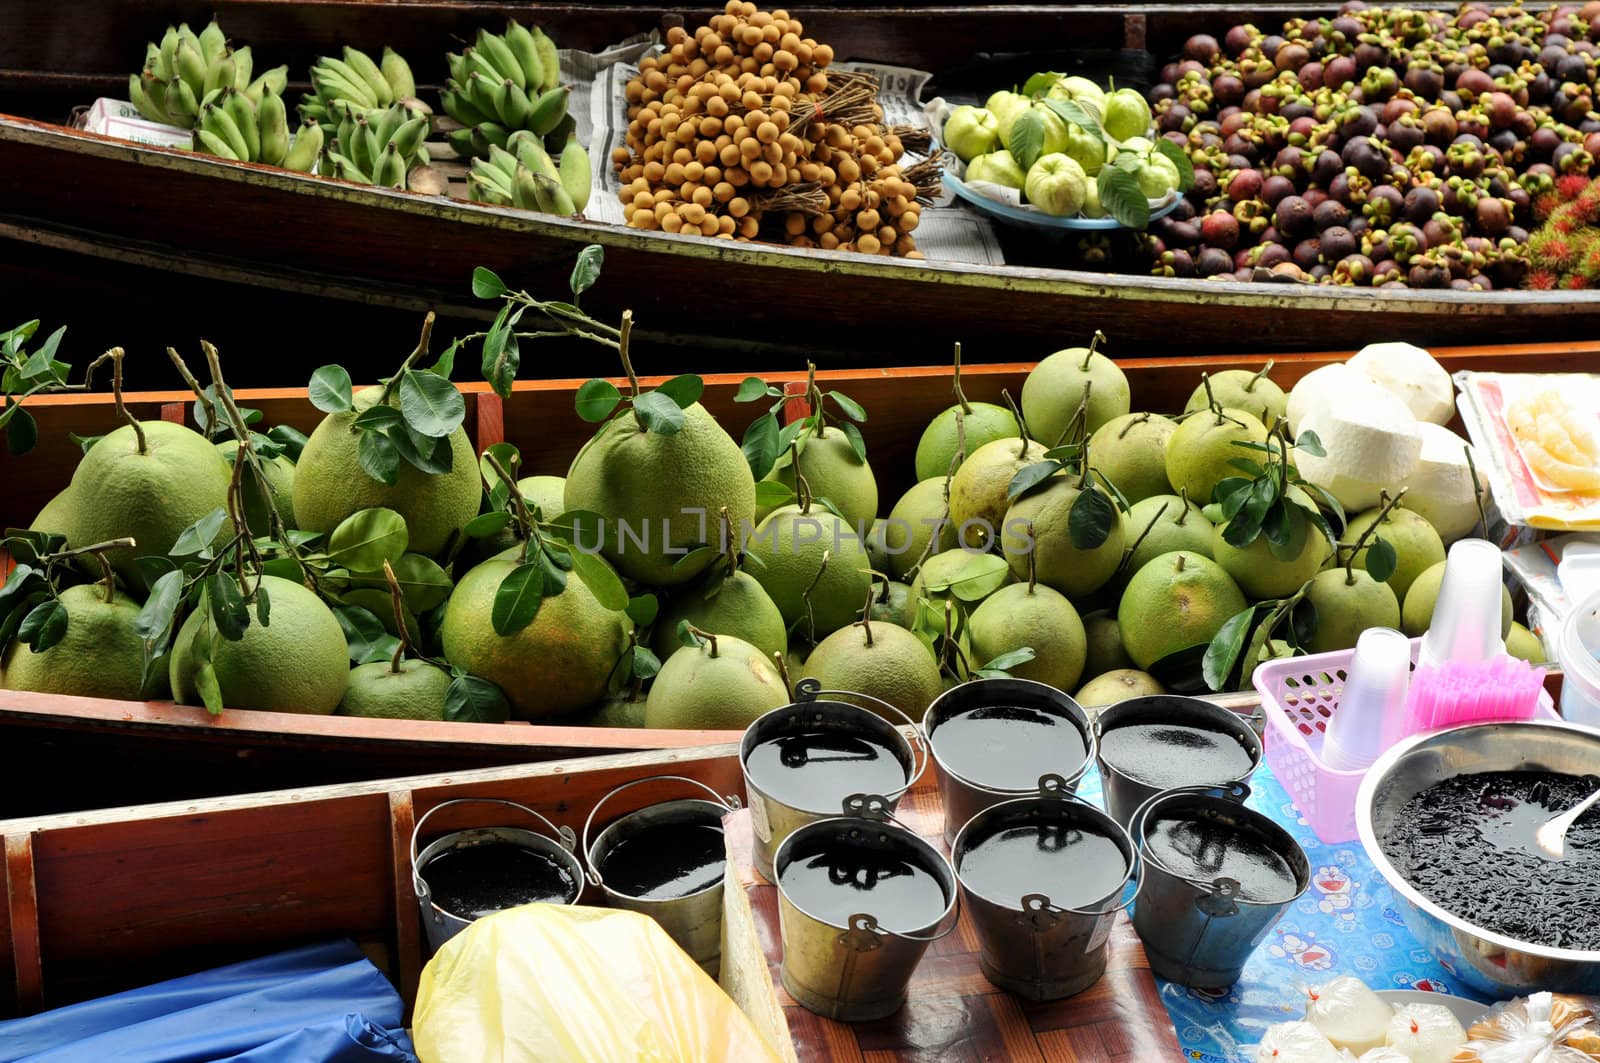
[1294,429,1326,457]
[828,391,867,423]
[1264,502,1309,561]
[840,421,868,464]
[1226,458,1266,477]
[1097,165,1149,229]
[0,591,44,653]
[677,618,704,647]
[755,480,795,508]
[1147,642,1210,694]
[626,593,659,627]
[252,580,271,627]
[1091,469,1132,513]
[742,412,782,479]
[1289,596,1318,649]
[192,655,224,715]
[1299,483,1345,528]
[399,370,466,438]
[207,571,250,641]
[575,379,622,422]
[135,569,183,647]
[171,507,229,558]
[483,321,520,399]
[428,339,458,380]
[0,563,40,622]
[18,598,67,653]
[1009,107,1046,173]
[734,376,769,402]
[632,645,662,681]
[569,244,604,300]
[392,425,454,475]
[267,424,308,461]
[478,442,522,490]
[1068,486,1116,549]
[568,548,627,611]
[1008,460,1061,500]
[943,552,1011,602]
[1044,443,1082,464]
[1203,606,1257,691]
[464,511,512,539]
[633,390,685,434]
[1154,137,1195,191]
[331,605,400,665]
[328,507,410,572]
[492,562,544,634]
[656,374,704,409]
[69,432,101,454]
[444,674,510,723]
[357,430,400,485]
[1222,504,1263,547]
[308,364,353,413]
[471,266,507,300]
[347,553,453,613]
[1366,537,1398,583]
[261,556,304,583]
[5,403,36,456]
[980,646,1036,673]
[777,418,807,453]
[546,510,609,555]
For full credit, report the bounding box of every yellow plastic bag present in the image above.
[412,904,784,1063]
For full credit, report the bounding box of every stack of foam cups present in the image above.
[1321,627,1412,771]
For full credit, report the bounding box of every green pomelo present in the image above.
[1401,559,1513,638]
[1117,551,1248,670]
[1020,346,1131,443]
[744,505,873,640]
[565,402,755,587]
[1076,668,1164,708]
[589,693,648,728]
[865,518,891,575]
[63,420,232,576]
[885,478,959,580]
[948,437,1049,549]
[340,658,451,720]
[870,580,914,628]
[1303,568,1401,654]
[968,583,1087,692]
[1346,505,1445,604]
[762,429,878,529]
[1165,408,1270,504]
[440,550,632,719]
[1081,612,1133,680]
[28,488,73,535]
[1124,494,1215,576]
[1001,477,1128,599]
[1,584,169,701]
[1184,370,1287,429]
[217,442,297,535]
[1506,621,1545,663]
[915,402,1019,482]
[1088,413,1179,504]
[651,569,788,663]
[294,391,479,557]
[801,621,943,722]
[170,575,349,714]
[1212,520,1331,600]
[516,475,567,521]
[644,635,789,730]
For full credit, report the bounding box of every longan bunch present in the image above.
[793,166,924,257]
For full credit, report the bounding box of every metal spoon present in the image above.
[1535,785,1600,860]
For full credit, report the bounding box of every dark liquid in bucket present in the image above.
[1144,813,1298,903]
[598,820,727,901]
[422,842,578,919]
[1098,723,1253,789]
[779,837,947,933]
[959,824,1128,910]
[933,705,1086,791]
[746,731,908,811]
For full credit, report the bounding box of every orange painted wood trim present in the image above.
[5,833,43,1013]
[474,391,505,450]
[387,790,422,1018]
[781,379,810,425]
[159,401,185,425]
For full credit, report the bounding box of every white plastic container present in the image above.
[1559,588,1600,727]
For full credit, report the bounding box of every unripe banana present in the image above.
[440,86,489,129]
[544,112,577,154]
[530,26,561,93]
[176,40,207,97]
[342,47,393,107]
[446,127,478,157]
[198,20,227,66]
[388,116,429,160]
[502,20,545,91]
[280,121,323,172]
[245,65,287,105]
[534,171,577,214]
[468,73,507,126]
[471,158,514,196]
[167,77,199,125]
[470,121,510,154]
[476,28,525,91]
[349,116,378,177]
[513,165,544,211]
[372,105,403,148]
[558,133,591,212]
[498,79,533,129]
[203,101,251,162]
[464,48,505,86]
[510,130,559,181]
[374,142,407,188]
[225,89,260,159]
[158,28,180,81]
[231,45,253,90]
[381,47,416,100]
[257,90,289,165]
[326,150,368,183]
[312,62,377,110]
[196,128,239,161]
[203,55,235,97]
[177,23,202,57]
[144,75,171,121]
[487,144,521,178]
[129,74,168,125]
[527,86,569,136]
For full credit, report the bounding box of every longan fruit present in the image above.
[672,146,694,164]
[896,234,918,256]
[839,187,862,211]
[634,211,660,231]
[679,181,696,200]
[857,208,880,231]
[695,140,718,165]
[728,196,751,218]
[626,80,645,104]
[772,109,790,131]
[825,124,850,148]
[756,120,780,144]
[634,189,657,208]
[878,225,898,245]
[692,185,715,208]
[621,202,638,222]
[714,44,735,66]
[740,137,763,161]
[863,190,881,211]
[749,160,774,184]
[824,184,841,205]
[664,162,686,185]
[754,42,774,63]
[698,116,723,138]
[812,213,834,233]
[612,146,632,167]
[654,201,676,221]
[728,166,750,187]
[714,180,736,202]
[819,231,840,250]
[643,160,666,183]
[771,163,787,184]
[857,233,881,254]
[704,165,722,183]
[898,208,920,232]
[817,165,836,185]
[799,162,821,182]
[703,31,722,51]
[725,113,745,133]
[645,69,668,92]
[742,89,764,110]
[837,157,861,183]
[796,43,814,65]
[762,141,783,165]
[683,160,704,183]
[739,215,760,238]
[646,116,664,139]
[806,72,828,93]
[681,201,707,225]
[719,215,737,235]
[719,80,741,102]
[622,165,644,183]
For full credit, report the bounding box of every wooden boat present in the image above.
[4,1,1599,377]
[0,340,1586,815]
[0,743,1183,1059]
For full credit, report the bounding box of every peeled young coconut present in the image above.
[1294,388,1422,514]
[1382,1003,1465,1063]
[1303,977,1393,1055]
[1398,424,1486,543]
[1255,1020,1343,1062]
[1286,362,1368,435]
[1347,342,1454,425]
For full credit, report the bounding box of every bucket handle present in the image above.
[581,775,742,888]
[794,678,929,791]
[839,890,963,949]
[411,798,577,897]
[1127,781,1252,854]
[1016,848,1144,929]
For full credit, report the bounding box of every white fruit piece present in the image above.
[1400,424,1487,543]
[1348,342,1454,425]
[1304,977,1394,1055]
[1357,1050,1411,1062]
[1287,363,1372,435]
[1383,1003,1466,1063]
[1255,1021,1344,1062]
[1295,388,1423,513]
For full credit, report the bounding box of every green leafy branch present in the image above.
[1004,385,1124,551]
[735,361,868,482]
[1203,409,1342,563]
[0,533,134,657]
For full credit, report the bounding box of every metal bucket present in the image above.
[1129,784,1310,988]
[410,798,583,956]
[740,678,927,881]
[582,775,741,976]
[951,775,1141,1000]
[1094,695,1262,832]
[774,795,960,1021]
[923,677,1095,847]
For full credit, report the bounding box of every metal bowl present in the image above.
[1356,720,1600,997]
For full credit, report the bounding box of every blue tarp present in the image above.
[0,940,417,1063]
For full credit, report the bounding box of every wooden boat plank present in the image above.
[4,834,41,1014]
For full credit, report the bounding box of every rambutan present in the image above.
[1531,231,1577,271]
[1535,192,1561,219]
[1582,241,1600,279]
[1565,274,1589,290]
[1528,269,1559,290]
[1558,174,1592,200]
[1552,213,1577,234]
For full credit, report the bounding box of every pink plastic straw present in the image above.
[1401,654,1547,737]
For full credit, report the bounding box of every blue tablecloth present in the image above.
[1072,763,1485,1063]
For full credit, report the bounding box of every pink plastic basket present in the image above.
[1252,638,1557,844]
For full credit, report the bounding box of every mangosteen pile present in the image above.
[1146,0,1600,289]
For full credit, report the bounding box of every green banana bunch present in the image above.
[189,86,318,173]
[300,46,419,125]
[441,20,567,159]
[128,20,287,130]
[467,130,588,214]
[322,102,432,188]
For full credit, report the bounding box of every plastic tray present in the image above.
[941,171,1182,231]
[1252,638,1556,844]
